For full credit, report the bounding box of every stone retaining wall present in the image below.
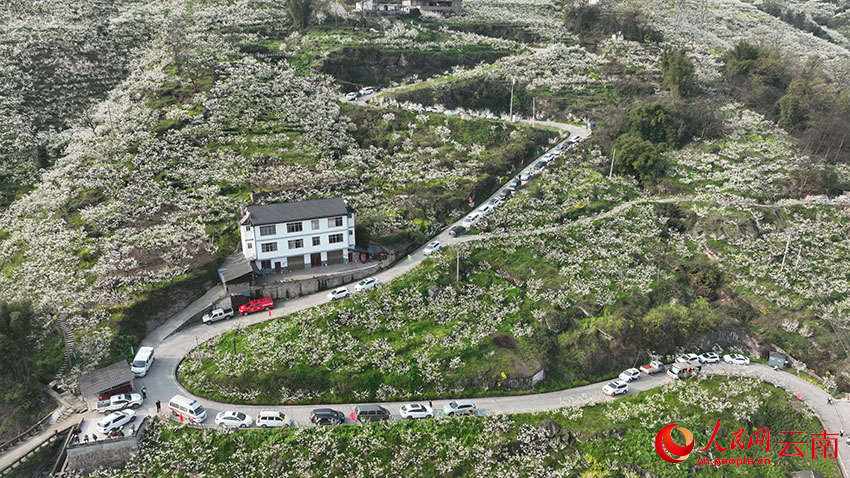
[65,417,150,472]
[251,262,385,300]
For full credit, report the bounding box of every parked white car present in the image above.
[354,277,381,292]
[423,241,442,256]
[345,92,358,101]
[723,354,750,365]
[618,368,641,382]
[96,393,143,413]
[602,380,629,397]
[520,171,534,182]
[327,287,350,301]
[462,213,480,228]
[399,403,434,419]
[487,198,502,208]
[699,352,720,364]
[96,410,136,434]
[256,411,291,428]
[476,205,493,215]
[675,353,700,364]
[359,87,374,96]
[443,400,477,416]
[215,411,253,428]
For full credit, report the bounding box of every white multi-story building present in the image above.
[239,198,356,273]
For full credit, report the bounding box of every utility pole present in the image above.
[532,97,535,121]
[608,148,616,178]
[509,78,516,122]
[780,230,794,271]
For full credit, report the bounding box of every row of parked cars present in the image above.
[345,86,380,101]
[209,400,478,429]
[446,137,582,238]
[326,276,383,301]
[602,352,752,397]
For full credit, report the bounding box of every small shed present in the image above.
[78,361,134,411]
[768,351,789,369]
[218,252,256,293]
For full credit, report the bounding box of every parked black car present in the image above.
[498,189,512,200]
[448,225,466,237]
[310,408,345,426]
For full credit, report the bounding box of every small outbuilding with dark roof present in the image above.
[78,361,135,410]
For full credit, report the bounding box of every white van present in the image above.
[167,395,207,424]
[130,347,155,377]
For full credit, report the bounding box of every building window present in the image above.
[244,226,251,232]
[328,216,343,228]
[311,219,320,230]
[261,260,271,269]
[329,233,343,244]
[259,225,276,236]
[287,222,303,234]
[312,236,321,246]
[247,243,253,249]
[288,239,304,249]
[349,230,353,235]
[261,242,278,253]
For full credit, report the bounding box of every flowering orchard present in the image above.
[63,379,838,478]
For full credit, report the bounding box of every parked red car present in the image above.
[238,297,274,315]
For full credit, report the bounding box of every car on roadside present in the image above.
[354,277,381,292]
[345,92,358,101]
[448,225,466,237]
[498,189,512,200]
[476,205,493,215]
[202,305,234,324]
[310,408,345,426]
[533,161,546,171]
[359,87,374,96]
[520,171,534,182]
[256,411,291,428]
[423,241,442,256]
[327,287,350,301]
[96,393,143,413]
[399,403,433,419]
[541,153,554,161]
[640,360,666,375]
[486,114,501,120]
[602,380,629,397]
[675,353,700,364]
[424,106,440,113]
[215,411,252,428]
[723,354,750,365]
[462,213,480,229]
[506,177,521,192]
[238,297,274,316]
[618,368,641,382]
[443,400,477,416]
[487,198,502,208]
[699,352,720,364]
[96,410,136,435]
[640,360,667,375]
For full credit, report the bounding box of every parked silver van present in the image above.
[354,405,391,423]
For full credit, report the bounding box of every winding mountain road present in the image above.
[3,113,850,475]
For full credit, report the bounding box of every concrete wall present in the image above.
[251,262,384,300]
[65,417,150,472]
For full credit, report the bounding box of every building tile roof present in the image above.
[243,198,353,226]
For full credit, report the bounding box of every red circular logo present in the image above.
[655,423,694,463]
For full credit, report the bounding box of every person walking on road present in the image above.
[141,387,147,399]
[155,399,161,414]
